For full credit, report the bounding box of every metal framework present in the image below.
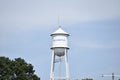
[50,48,69,80]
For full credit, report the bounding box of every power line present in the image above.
[101,72,120,80]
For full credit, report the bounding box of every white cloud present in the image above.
[73,40,120,49]
[0,0,120,29]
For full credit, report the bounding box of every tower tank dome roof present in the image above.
[51,27,69,36]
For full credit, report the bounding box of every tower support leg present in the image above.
[50,50,55,80]
[65,49,69,80]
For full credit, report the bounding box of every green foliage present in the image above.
[0,57,40,80]
[82,78,93,80]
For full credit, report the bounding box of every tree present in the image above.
[0,57,40,80]
[82,78,93,80]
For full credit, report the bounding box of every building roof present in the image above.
[51,27,69,36]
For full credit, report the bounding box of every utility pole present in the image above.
[102,72,120,80]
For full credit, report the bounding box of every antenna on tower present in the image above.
[58,16,61,28]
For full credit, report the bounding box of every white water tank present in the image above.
[51,27,69,56]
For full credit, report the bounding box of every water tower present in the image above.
[50,27,70,80]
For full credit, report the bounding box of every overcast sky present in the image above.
[0,0,120,80]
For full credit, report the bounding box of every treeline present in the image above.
[0,56,40,80]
